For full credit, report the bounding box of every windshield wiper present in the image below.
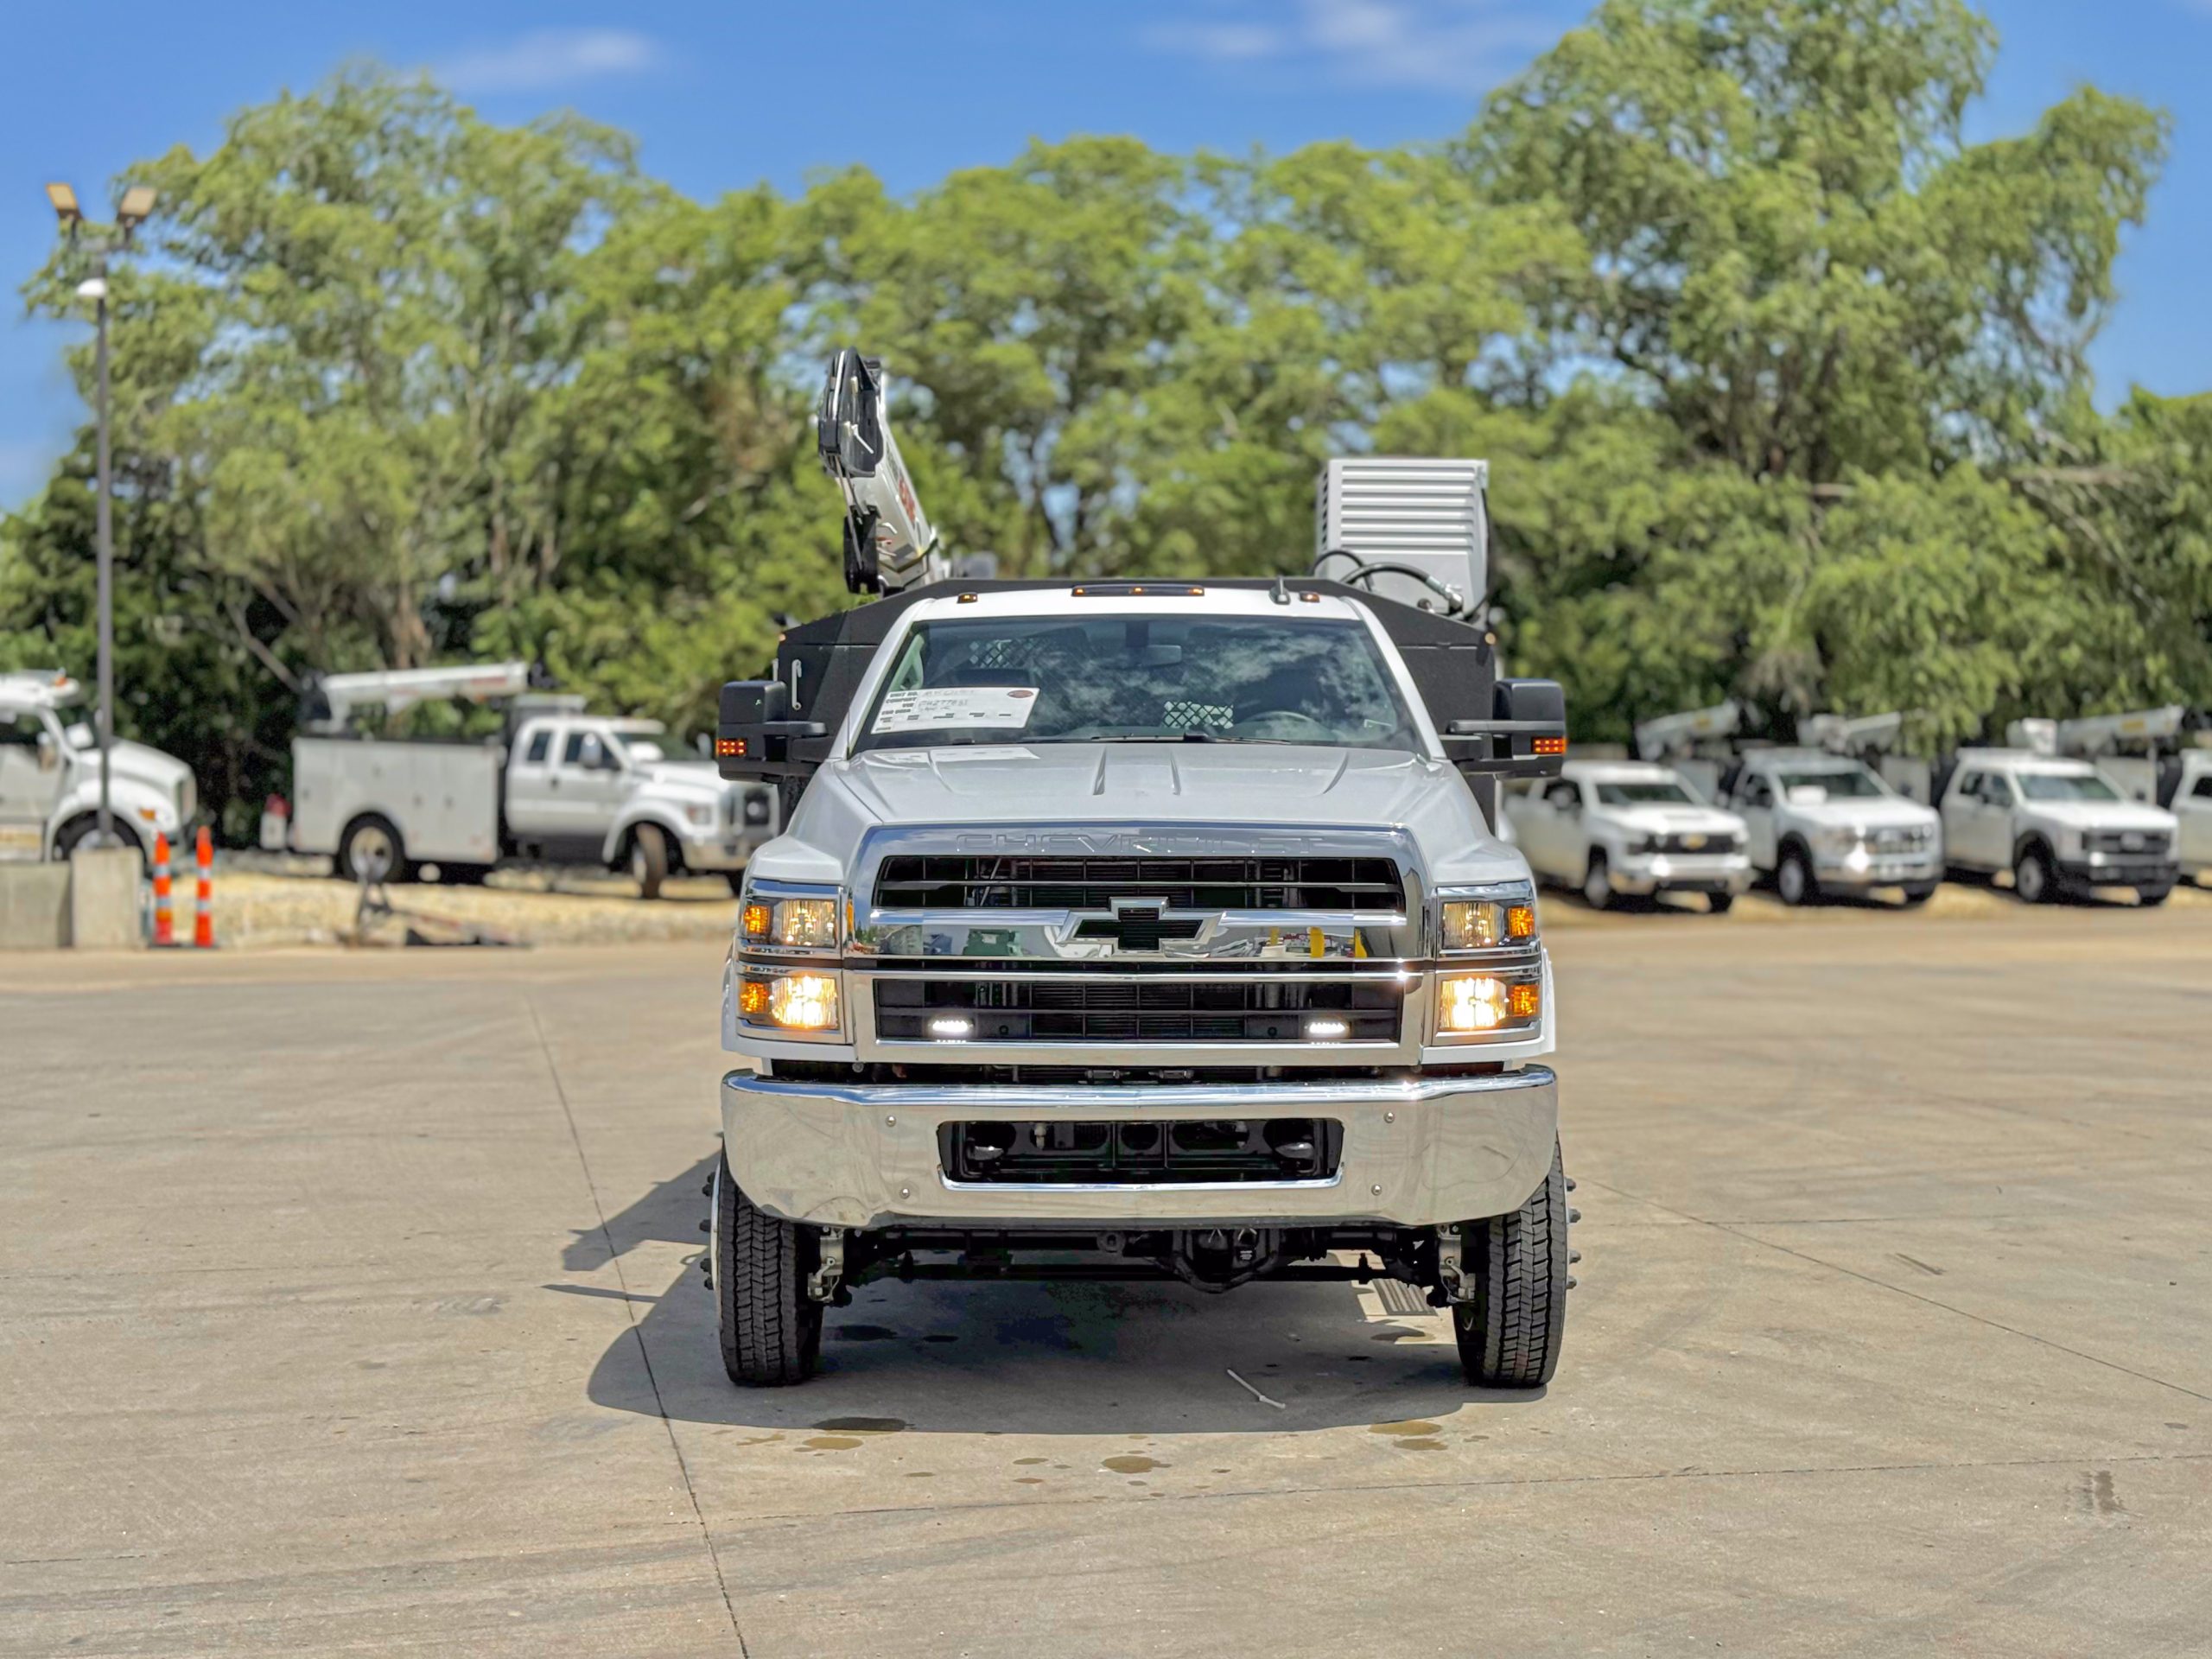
[1084,733,1222,744]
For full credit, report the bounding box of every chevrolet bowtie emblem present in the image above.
[1072,897,1203,952]
[1682,833,1707,850]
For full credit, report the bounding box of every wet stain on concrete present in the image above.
[813,1416,908,1433]
[830,1324,898,1342]
[1103,1454,1163,1474]
[1395,1438,1446,1451]
[923,1333,959,1344]
[1370,1421,1443,1437]
[905,1471,935,1479]
[1014,1477,1046,1485]
[2080,1470,2123,1516]
[1014,1457,1048,1465]
[803,1436,863,1451]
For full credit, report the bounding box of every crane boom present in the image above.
[1635,701,1742,761]
[304,662,538,730]
[818,349,946,596]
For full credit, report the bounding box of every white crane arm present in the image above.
[1635,701,1742,760]
[310,662,535,729]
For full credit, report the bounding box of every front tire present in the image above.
[630,823,670,900]
[1452,1141,1569,1390]
[1901,882,1938,907]
[713,1158,823,1387]
[2013,843,2055,905]
[2138,884,2172,907]
[1581,853,1613,911]
[1707,891,1735,915]
[1777,846,1817,906]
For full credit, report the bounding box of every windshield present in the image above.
[1595,779,1698,806]
[1776,766,1886,799]
[2018,770,2121,803]
[854,613,1421,753]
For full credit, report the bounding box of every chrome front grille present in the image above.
[1870,825,1934,851]
[2087,830,2170,856]
[1656,831,1740,855]
[873,855,1406,912]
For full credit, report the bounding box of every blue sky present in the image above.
[4,0,2209,508]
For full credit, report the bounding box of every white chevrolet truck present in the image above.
[274,664,776,894]
[1506,759,1750,912]
[701,353,1574,1390]
[0,669,195,865]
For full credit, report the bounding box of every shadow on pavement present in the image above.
[562,1147,1548,1435]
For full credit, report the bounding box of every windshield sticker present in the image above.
[872,686,1039,733]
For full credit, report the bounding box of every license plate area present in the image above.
[939,1118,1343,1185]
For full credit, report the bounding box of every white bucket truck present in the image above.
[1715,712,1943,906]
[1934,714,2181,905]
[1506,759,1751,912]
[0,669,195,866]
[273,663,776,895]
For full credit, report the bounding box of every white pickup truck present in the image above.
[2155,751,2212,881]
[1506,760,1751,912]
[1718,749,1943,906]
[1936,749,2177,905]
[278,673,776,893]
[0,670,195,866]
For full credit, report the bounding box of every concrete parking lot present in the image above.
[3,906,2209,1657]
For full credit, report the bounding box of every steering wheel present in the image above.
[1237,709,1333,741]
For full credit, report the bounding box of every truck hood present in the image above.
[2023,800,2177,835]
[632,760,723,798]
[106,739,194,797]
[1593,804,1744,837]
[759,743,1526,887]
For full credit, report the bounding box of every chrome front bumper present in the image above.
[721,1065,1559,1232]
[1813,850,1942,888]
[1608,853,1751,895]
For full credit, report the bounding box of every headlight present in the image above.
[1630,834,1660,855]
[1439,887,1537,951]
[741,892,842,950]
[739,970,841,1033]
[1815,828,1859,855]
[683,803,714,826]
[1435,972,1542,1037]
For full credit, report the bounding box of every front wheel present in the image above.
[1707,891,1735,915]
[630,823,670,900]
[1777,847,1817,906]
[1452,1141,1569,1390]
[713,1158,823,1387]
[2013,843,2056,905]
[2138,884,2172,908]
[1900,882,1938,907]
[1580,853,1613,911]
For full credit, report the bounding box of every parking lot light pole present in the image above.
[45,181,157,850]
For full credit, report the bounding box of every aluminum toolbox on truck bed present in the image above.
[290,736,503,867]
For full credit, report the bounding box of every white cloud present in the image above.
[1143,0,1559,92]
[436,28,662,95]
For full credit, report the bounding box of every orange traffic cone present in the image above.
[152,833,175,946]
[193,827,215,949]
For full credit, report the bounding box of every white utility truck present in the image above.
[1936,739,2177,905]
[0,669,195,865]
[700,351,1573,1392]
[274,663,776,894]
[1507,759,1751,912]
[1718,744,1943,906]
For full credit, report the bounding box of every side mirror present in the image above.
[575,733,607,770]
[716,679,830,782]
[35,731,60,772]
[1442,678,1567,779]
